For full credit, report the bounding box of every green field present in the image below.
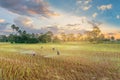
[0,42,120,80]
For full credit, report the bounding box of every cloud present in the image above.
[76,0,92,5]
[0,19,5,23]
[98,4,112,11]
[36,11,93,32]
[40,25,60,33]
[66,23,81,27]
[0,19,11,35]
[76,0,92,11]
[14,16,42,33]
[116,15,120,19]
[92,12,98,18]
[40,24,88,34]
[83,5,92,11]
[13,17,62,34]
[0,23,8,30]
[14,16,34,29]
[0,0,59,18]
[13,16,60,34]
[84,0,92,4]
[0,19,9,30]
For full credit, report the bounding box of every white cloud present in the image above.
[98,4,112,11]
[76,0,92,11]
[92,12,98,18]
[77,0,92,4]
[14,16,34,29]
[116,15,120,19]
[83,5,92,11]
[84,0,92,4]
[32,10,94,33]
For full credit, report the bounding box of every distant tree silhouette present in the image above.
[11,24,16,31]
[87,26,105,43]
[110,36,115,41]
[38,31,53,43]
[60,32,67,42]
[0,24,116,44]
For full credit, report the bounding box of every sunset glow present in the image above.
[0,0,120,36]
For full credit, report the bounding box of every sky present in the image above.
[0,0,120,35]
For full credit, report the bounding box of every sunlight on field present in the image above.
[0,42,120,80]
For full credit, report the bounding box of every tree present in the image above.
[110,36,115,41]
[46,31,53,42]
[31,33,35,38]
[8,34,15,43]
[76,33,82,41]
[23,30,27,35]
[53,36,61,43]
[0,35,8,42]
[46,31,53,36]
[15,27,19,31]
[11,24,20,35]
[18,30,22,35]
[7,24,56,44]
[67,33,75,41]
[60,32,67,42]
[91,26,101,40]
[38,34,48,43]
[11,24,16,31]
[87,26,104,43]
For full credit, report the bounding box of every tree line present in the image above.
[0,24,54,43]
[0,24,118,43]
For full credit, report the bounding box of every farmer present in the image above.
[32,51,36,56]
[57,50,60,55]
[52,48,55,51]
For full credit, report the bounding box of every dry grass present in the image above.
[0,42,120,80]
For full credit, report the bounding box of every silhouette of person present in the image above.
[52,48,55,51]
[32,51,36,56]
[57,51,60,55]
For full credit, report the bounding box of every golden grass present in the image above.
[0,42,120,80]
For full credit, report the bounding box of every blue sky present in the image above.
[47,0,120,25]
[0,0,120,34]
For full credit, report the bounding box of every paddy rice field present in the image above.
[0,42,120,80]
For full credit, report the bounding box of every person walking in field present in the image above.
[52,48,55,51]
[32,51,36,56]
[57,50,60,55]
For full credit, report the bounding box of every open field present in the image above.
[0,42,120,80]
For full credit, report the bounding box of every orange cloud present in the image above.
[0,19,5,23]
[46,12,61,17]
[104,33,120,39]
[27,10,38,15]
[0,0,60,18]
[14,16,34,29]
